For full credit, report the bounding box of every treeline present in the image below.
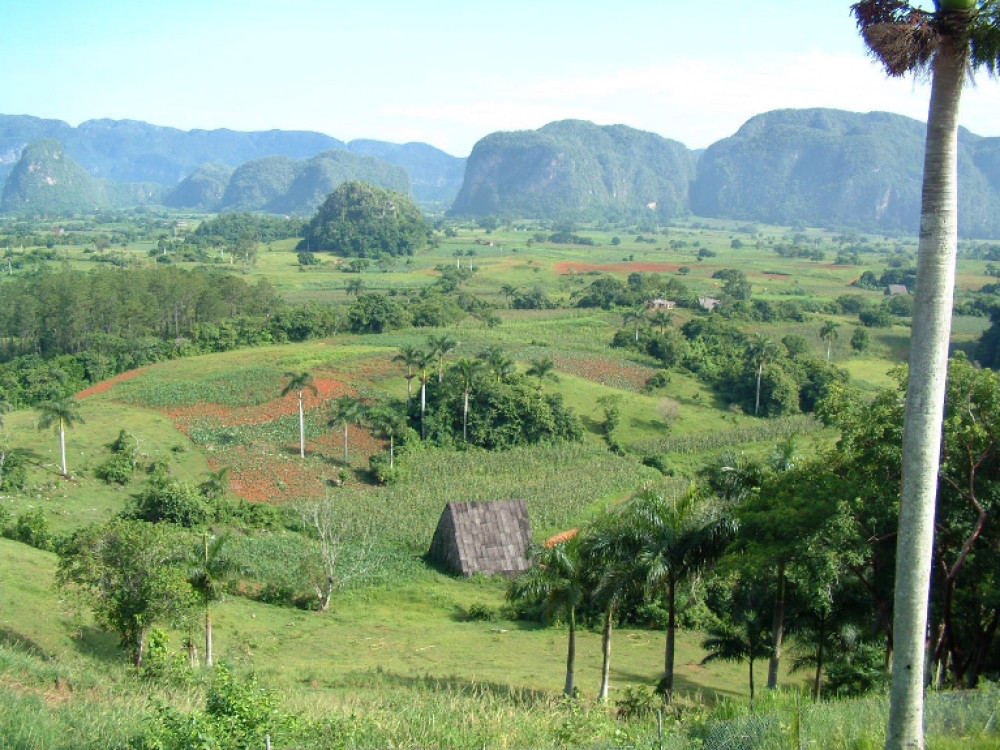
[0,266,343,407]
[613,314,847,417]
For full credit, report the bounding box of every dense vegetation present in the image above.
[300,181,431,257]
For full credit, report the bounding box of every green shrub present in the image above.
[95,451,135,485]
[7,508,53,551]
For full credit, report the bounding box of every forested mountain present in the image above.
[0,114,464,205]
[450,120,697,221]
[690,108,1000,237]
[0,139,164,214]
[165,150,411,215]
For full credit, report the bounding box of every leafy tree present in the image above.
[851,326,871,353]
[36,397,84,477]
[508,534,589,696]
[300,181,430,258]
[347,292,409,333]
[851,2,1000,745]
[281,372,318,459]
[57,519,195,666]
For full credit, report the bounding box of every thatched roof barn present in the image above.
[427,500,533,577]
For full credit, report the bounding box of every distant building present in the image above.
[887,284,909,296]
[647,298,676,310]
[699,296,721,312]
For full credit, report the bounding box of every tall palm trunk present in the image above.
[297,391,305,458]
[205,606,213,666]
[564,606,576,696]
[58,419,67,476]
[755,363,764,416]
[599,604,614,702]
[420,378,427,439]
[767,563,786,690]
[463,388,470,442]
[887,26,966,750]
[662,575,676,701]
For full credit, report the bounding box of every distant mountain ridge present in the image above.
[6,109,1000,237]
[452,110,1000,237]
[0,114,464,204]
[689,108,1000,237]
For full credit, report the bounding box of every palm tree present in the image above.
[188,532,234,667]
[508,534,589,696]
[478,346,514,383]
[327,395,365,464]
[416,350,434,439]
[281,371,318,459]
[700,589,773,701]
[819,320,839,362]
[747,334,778,416]
[650,309,673,333]
[623,484,734,701]
[584,513,645,703]
[199,466,230,500]
[525,357,559,391]
[427,334,458,383]
[345,277,365,297]
[393,345,423,404]
[452,357,483,443]
[365,403,406,469]
[851,4,1000,745]
[36,397,85,477]
[500,284,519,307]
[623,307,646,343]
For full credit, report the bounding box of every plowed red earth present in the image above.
[554,261,681,274]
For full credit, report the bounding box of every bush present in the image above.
[127,478,213,527]
[0,450,27,491]
[95,451,135,485]
[6,508,54,551]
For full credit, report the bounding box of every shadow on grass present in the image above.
[336,667,557,708]
[70,625,122,662]
[0,627,50,660]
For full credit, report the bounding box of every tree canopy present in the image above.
[300,181,430,258]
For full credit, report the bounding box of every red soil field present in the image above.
[554,261,682,274]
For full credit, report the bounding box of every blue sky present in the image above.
[3,0,997,156]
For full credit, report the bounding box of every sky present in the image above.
[3,0,999,158]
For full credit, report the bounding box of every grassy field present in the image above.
[2,217,998,747]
